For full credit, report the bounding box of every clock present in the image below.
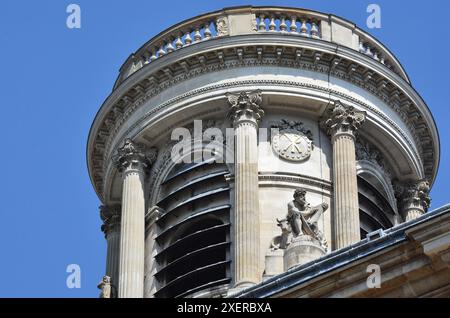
[272,130,313,162]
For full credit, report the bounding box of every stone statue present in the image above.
[97,276,112,298]
[274,218,293,250]
[275,188,329,250]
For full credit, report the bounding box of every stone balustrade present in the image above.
[115,6,408,87]
[254,12,321,38]
[358,38,393,71]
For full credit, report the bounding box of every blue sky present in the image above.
[0,0,449,297]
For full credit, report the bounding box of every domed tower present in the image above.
[87,6,439,298]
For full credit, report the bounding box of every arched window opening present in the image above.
[358,175,395,239]
[153,158,231,298]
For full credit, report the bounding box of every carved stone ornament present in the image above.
[271,120,314,162]
[99,205,121,236]
[395,179,431,213]
[272,188,329,251]
[321,100,366,136]
[216,16,229,36]
[97,275,112,298]
[226,90,264,124]
[356,139,393,179]
[113,138,158,172]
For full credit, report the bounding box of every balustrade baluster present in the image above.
[184,31,192,46]
[175,35,183,49]
[280,17,287,32]
[157,45,166,57]
[258,14,266,31]
[300,18,308,36]
[166,40,174,53]
[311,21,319,38]
[359,42,366,53]
[290,16,298,33]
[204,22,212,39]
[150,49,157,61]
[269,16,276,31]
[194,27,202,42]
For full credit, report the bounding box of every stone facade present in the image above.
[87,6,440,298]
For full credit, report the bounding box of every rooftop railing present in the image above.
[114,6,408,88]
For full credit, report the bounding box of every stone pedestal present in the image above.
[263,249,284,279]
[283,236,326,271]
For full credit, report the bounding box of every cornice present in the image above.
[87,37,438,200]
[258,172,333,193]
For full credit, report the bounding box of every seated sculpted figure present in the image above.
[276,188,329,250]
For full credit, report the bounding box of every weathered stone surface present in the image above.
[284,236,326,271]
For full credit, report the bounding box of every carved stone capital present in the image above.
[226,90,264,126]
[356,139,392,180]
[145,206,165,227]
[320,100,366,138]
[395,179,431,215]
[100,205,121,236]
[113,138,157,173]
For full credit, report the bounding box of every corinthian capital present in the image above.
[113,138,158,172]
[100,205,121,236]
[320,101,366,137]
[395,179,431,213]
[226,90,264,126]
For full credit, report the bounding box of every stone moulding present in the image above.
[88,38,438,201]
[106,79,423,169]
[258,172,333,193]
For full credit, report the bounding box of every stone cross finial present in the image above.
[113,138,158,172]
[320,100,366,137]
[226,90,264,125]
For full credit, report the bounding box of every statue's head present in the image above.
[102,276,111,284]
[293,188,307,205]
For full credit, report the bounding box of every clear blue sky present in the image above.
[0,0,448,297]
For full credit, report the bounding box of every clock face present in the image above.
[272,130,312,162]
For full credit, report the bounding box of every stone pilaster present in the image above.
[395,180,431,222]
[321,101,366,249]
[100,204,121,296]
[227,90,264,288]
[144,206,164,298]
[114,138,157,298]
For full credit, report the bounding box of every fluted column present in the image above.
[114,138,157,298]
[396,180,431,222]
[144,206,164,298]
[100,205,121,296]
[227,90,264,288]
[321,101,366,249]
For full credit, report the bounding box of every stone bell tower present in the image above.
[87,6,438,298]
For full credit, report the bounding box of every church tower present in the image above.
[87,6,440,298]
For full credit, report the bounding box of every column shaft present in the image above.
[404,209,424,222]
[234,121,260,286]
[118,168,145,298]
[105,230,120,289]
[321,101,366,250]
[227,90,264,288]
[333,133,360,248]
